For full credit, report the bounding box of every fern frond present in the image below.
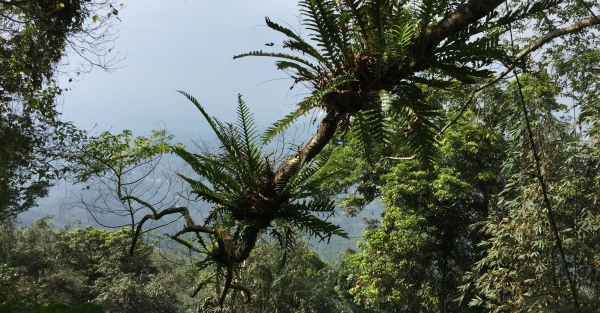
[437,28,505,67]
[233,51,320,72]
[354,111,375,156]
[299,0,345,71]
[178,91,250,177]
[275,61,317,79]
[302,198,336,212]
[341,0,369,44]
[404,113,438,167]
[281,144,335,197]
[416,0,437,33]
[388,16,417,64]
[263,106,314,146]
[314,0,352,65]
[177,174,233,207]
[408,75,454,89]
[177,91,223,143]
[433,64,494,84]
[262,17,330,67]
[261,73,356,144]
[384,88,440,167]
[284,210,348,240]
[349,93,389,158]
[173,147,243,194]
[235,95,263,177]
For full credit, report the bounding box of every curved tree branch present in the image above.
[439,14,600,135]
[129,206,214,256]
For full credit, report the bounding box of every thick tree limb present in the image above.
[425,0,507,47]
[230,284,252,304]
[190,274,215,298]
[274,109,344,183]
[219,265,234,305]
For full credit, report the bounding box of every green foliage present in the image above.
[259,73,356,144]
[176,92,347,240]
[166,92,348,303]
[340,110,506,312]
[67,128,184,233]
[234,0,455,166]
[0,303,104,313]
[197,241,346,312]
[0,218,180,313]
[461,72,600,312]
[59,226,155,283]
[71,129,174,183]
[0,87,85,221]
[6,0,599,310]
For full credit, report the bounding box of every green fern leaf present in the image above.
[299,0,346,71]
[275,61,317,79]
[261,73,356,144]
[262,17,330,67]
[384,89,440,167]
[233,51,320,72]
[235,95,264,178]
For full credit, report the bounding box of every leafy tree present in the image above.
[337,108,506,312]
[192,240,346,312]
[68,129,184,230]
[0,218,179,312]
[461,71,600,312]
[0,0,123,220]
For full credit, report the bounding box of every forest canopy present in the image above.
[3,0,600,312]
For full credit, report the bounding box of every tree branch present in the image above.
[274,109,344,183]
[439,15,600,135]
[230,284,252,304]
[425,0,507,46]
[120,195,159,216]
[487,15,600,89]
[129,206,214,256]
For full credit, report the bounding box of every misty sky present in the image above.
[59,0,307,141]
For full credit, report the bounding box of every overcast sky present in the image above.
[59,0,305,141]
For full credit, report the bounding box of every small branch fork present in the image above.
[128,205,214,257]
